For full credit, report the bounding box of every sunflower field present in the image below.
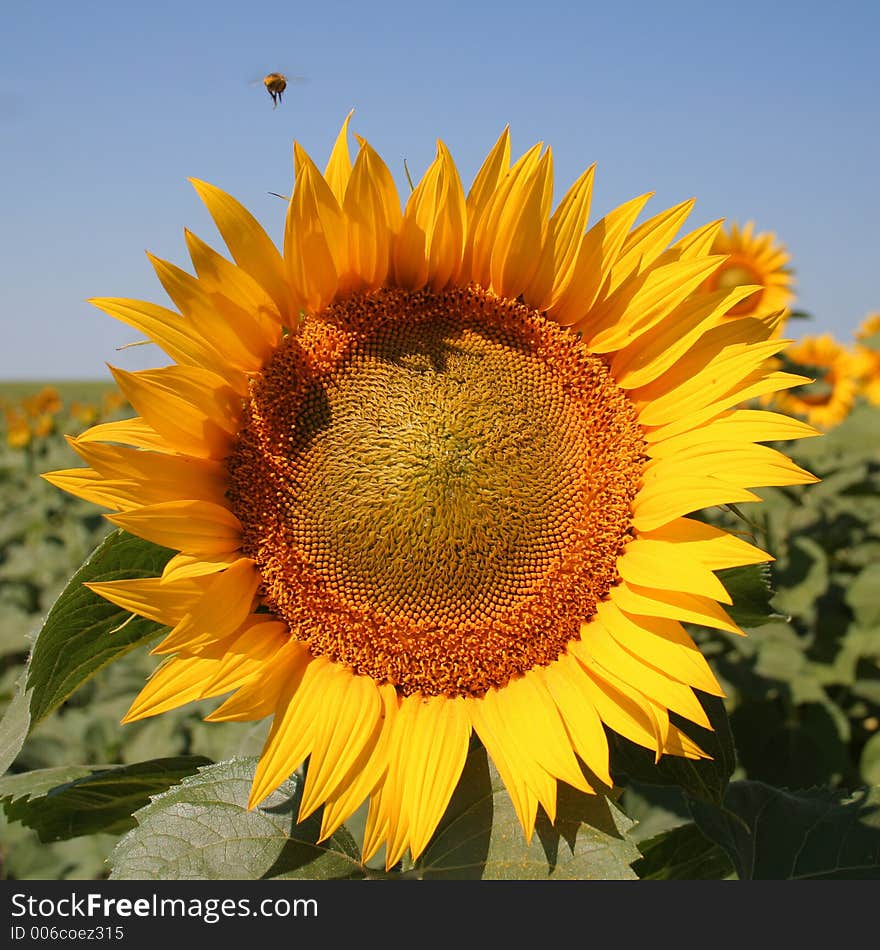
[1,134,879,882]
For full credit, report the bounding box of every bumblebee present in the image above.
[263,72,287,109]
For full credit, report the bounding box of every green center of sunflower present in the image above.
[228,286,644,698]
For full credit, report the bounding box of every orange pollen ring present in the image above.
[227,286,644,698]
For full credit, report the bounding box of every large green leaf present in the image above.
[690,781,880,879]
[26,529,174,724]
[417,743,640,879]
[632,821,734,879]
[0,676,32,775]
[0,756,211,842]
[110,757,364,880]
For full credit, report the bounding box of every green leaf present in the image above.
[110,757,364,880]
[719,563,782,628]
[730,700,849,790]
[690,781,880,879]
[0,756,211,842]
[609,692,736,808]
[846,563,880,628]
[632,821,735,879]
[27,529,175,725]
[770,536,829,621]
[860,733,880,788]
[417,743,640,879]
[0,676,32,775]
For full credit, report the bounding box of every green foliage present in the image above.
[690,782,880,880]
[632,822,734,880]
[109,759,364,881]
[0,756,210,842]
[27,530,174,724]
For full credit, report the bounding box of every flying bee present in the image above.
[252,72,307,109]
[263,72,287,108]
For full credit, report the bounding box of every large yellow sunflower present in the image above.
[702,220,795,336]
[45,117,819,869]
[774,333,860,429]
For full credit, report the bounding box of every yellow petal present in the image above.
[108,365,241,460]
[633,325,785,427]
[489,147,553,299]
[152,558,261,655]
[89,297,244,392]
[161,550,240,582]
[385,693,471,863]
[641,371,814,444]
[610,285,759,390]
[73,417,172,453]
[569,652,664,753]
[84,575,212,626]
[523,163,596,312]
[247,655,333,808]
[319,684,398,843]
[617,537,731,603]
[393,141,466,291]
[469,142,544,289]
[324,110,354,204]
[637,518,771,571]
[206,639,310,723]
[571,620,711,728]
[460,126,511,280]
[548,192,653,327]
[584,255,726,353]
[203,619,289,695]
[121,654,221,722]
[537,656,612,786]
[189,177,294,321]
[644,444,817,490]
[466,692,542,840]
[41,469,142,512]
[632,474,759,532]
[597,601,724,697]
[610,581,744,635]
[607,198,697,294]
[665,218,724,261]
[147,253,276,371]
[298,667,383,821]
[343,140,402,290]
[284,147,347,312]
[648,408,821,456]
[184,229,283,337]
[107,499,242,555]
[66,440,229,507]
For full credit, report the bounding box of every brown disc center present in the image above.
[228,287,644,697]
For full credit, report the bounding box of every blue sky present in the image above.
[1,0,877,379]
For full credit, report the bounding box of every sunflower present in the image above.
[702,220,794,335]
[45,117,819,870]
[854,312,880,406]
[774,333,860,429]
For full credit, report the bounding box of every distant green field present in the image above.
[0,380,117,402]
